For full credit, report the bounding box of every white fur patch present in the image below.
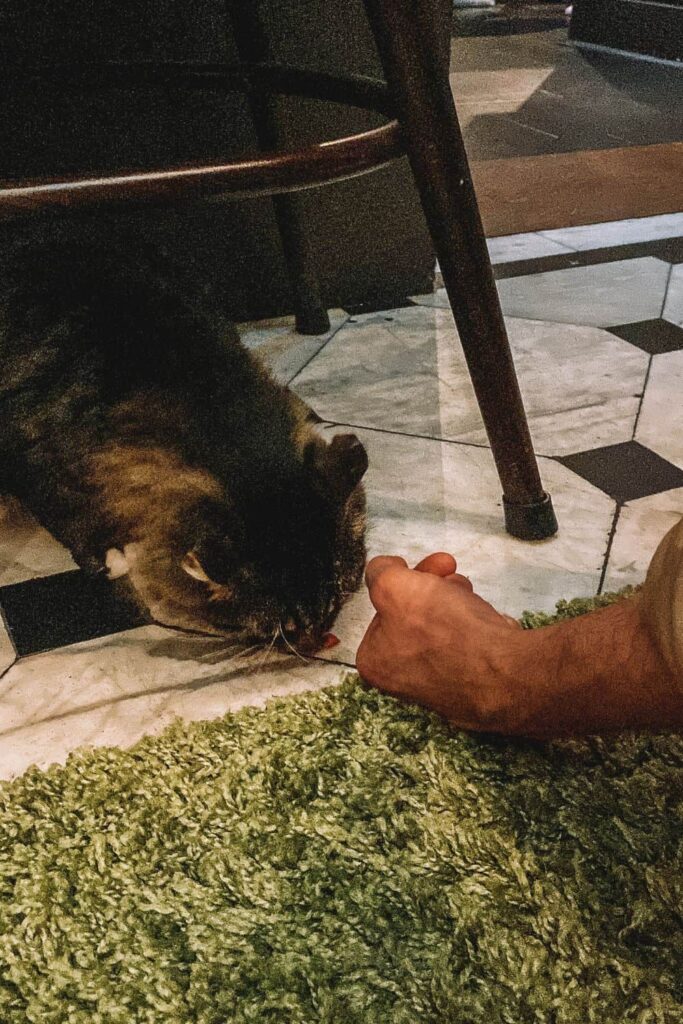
[105,548,130,580]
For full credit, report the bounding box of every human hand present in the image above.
[356,552,527,733]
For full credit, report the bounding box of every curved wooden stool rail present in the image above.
[0,65,403,212]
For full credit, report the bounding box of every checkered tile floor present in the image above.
[1,211,682,778]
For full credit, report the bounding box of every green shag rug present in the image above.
[2,590,683,1023]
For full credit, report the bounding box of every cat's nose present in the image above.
[296,633,321,655]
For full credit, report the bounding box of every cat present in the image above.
[0,239,368,651]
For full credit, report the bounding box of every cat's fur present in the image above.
[0,241,368,648]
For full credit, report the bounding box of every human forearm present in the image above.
[505,596,683,739]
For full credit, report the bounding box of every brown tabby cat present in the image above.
[0,240,368,651]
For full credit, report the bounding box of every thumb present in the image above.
[364,555,408,591]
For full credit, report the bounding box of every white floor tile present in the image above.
[239,308,349,383]
[0,627,345,780]
[411,259,671,327]
[602,488,683,594]
[635,350,683,470]
[486,232,574,264]
[663,264,683,327]
[292,308,648,456]
[0,617,15,678]
[451,66,555,131]
[493,258,671,327]
[540,213,683,251]
[0,496,76,586]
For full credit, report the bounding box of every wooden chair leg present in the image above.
[362,0,557,540]
[226,0,330,336]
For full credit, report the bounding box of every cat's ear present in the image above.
[181,501,239,584]
[308,433,368,500]
[181,550,212,583]
[181,532,237,585]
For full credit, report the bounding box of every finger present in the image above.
[413,552,457,576]
[364,556,410,613]
[442,572,475,593]
[364,555,408,591]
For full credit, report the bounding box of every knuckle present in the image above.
[370,567,404,607]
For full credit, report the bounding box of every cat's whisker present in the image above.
[255,628,281,670]
[277,621,311,664]
[233,643,263,661]
[209,642,262,666]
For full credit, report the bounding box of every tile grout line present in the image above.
[631,354,654,442]
[320,419,601,464]
[534,231,581,253]
[286,316,351,387]
[319,418,503,454]
[659,260,674,319]
[597,503,623,595]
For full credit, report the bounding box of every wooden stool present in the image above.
[0,0,558,540]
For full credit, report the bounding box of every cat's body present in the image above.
[0,242,367,648]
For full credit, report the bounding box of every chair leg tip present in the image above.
[503,492,558,541]
[295,309,331,336]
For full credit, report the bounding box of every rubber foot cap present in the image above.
[503,492,558,541]
[295,308,331,336]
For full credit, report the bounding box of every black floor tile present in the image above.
[565,241,675,267]
[0,571,146,657]
[493,239,680,281]
[650,237,683,265]
[607,319,683,356]
[494,252,584,280]
[558,441,683,504]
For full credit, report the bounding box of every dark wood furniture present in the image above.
[0,0,558,540]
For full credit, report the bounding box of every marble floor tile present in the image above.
[663,265,683,327]
[451,67,555,107]
[635,350,683,470]
[411,258,671,327]
[292,305,461,439]
[0,496,76,586]
[493,258,671,328]
[239,309,349,383]
[0,627,346,780]
[455,318,648,455]
[314,425,615,667]
[602,488,683,594]
[292,308,649,456]
[486,231,575,265]
[540,213,683,252]
[0,616,15,678]
[450,67,555,131]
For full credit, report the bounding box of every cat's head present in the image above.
[111,429,368,651]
